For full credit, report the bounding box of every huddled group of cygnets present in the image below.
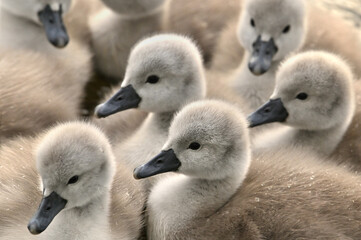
[1,0,361,239]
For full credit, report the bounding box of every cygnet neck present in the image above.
[232,51,282,112]
[148,166,247,237]
[145,111,175,132]
[293,120,351,156]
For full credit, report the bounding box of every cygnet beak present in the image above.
[95,84,142,118]
[38,4,69,48]
[133,149,181,179]
[248,98,289,128]
[248,36,278,76]
[28,191,67,235]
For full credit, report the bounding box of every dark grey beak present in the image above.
[38,4,69,48]
[27,192,67,235]
[248,98,289,128]
[95,84,142,118]
[248,36,278,75]
[133,149,181,179]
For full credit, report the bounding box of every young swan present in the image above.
[94,34,206,175]
[92,33,251,144]
[0,0,71,48]
[249,51,355,158]
[0,0,93,118]
[231,0,307,111]
[0,122,144,240]
[134,100,361,240]
[90,0,166,81]
[211,0,361,112]
[0,0,93,90]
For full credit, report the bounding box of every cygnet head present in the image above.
[95,34,206,118]
[248,51,355,130]
[1,0,71,48]
[238,0,306,75]
[134,100,251,181]
[27,122,115,235]
[100,0,166,18]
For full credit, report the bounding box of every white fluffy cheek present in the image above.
[138,92,162,112]
[283,103,298,125]
[238,27,256,53]
[274,29,305,61]
[237,16,256,52]
[63,184,100,208]
[120,77,131,88]
[138,87,181,112]
[286,106,323,130]
[178,153,204,176]
[273,37,290,61]
[180,150,221,178]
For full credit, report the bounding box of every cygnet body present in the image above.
[134,100,361,239]
[0,122,144,240]
[0,47,91,142]
[249,51,355,159]
[331,80,361,172]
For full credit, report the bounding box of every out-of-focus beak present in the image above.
[38,4,69,48]
[248,36,278,75]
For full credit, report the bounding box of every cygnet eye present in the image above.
[282,25,291,34]
[250,18,256,27]
[67,175,79,185]
[188,142,201,150]
[296,92,308,100]
[146,75,160,84]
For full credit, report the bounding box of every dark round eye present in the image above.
[67,175,79,185]
[296,92,308,100]
[146,75,159,84]
[188,142,201,150]
[282,25,291,33]
[250,18,255,27]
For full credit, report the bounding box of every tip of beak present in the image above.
[246,116,255,128]
[27,222,41,235]
[249,64,267,76]
[51,37,69,48]
[248,123,256,128]
[133,167,141,180]
[94,104,105,118]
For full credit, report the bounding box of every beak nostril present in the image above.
[156,159,164,165]
[117,96,123,101]
[45,206,51,211]
[264,107,271,113]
